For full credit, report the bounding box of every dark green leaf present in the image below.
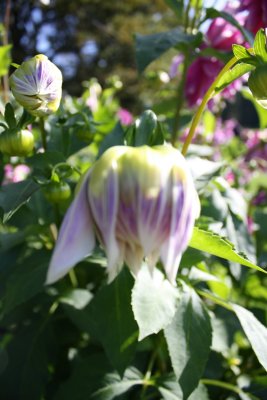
[135,28,202,72]
[134,110,157,146]
[98,122,125,157]
[164,0,183,18]
[131,265,179,340]
[2,250,49,314]
[56,354,112,400]
[0,316,54,400]
[164,285,212,399]
[27,151,66,172]
[86,269,138,375]
[233,304,267,371]
[189,227,266,274]
[4,103,17,129]
[157,373,209,400]
[0,179,40,223]
[91,367,143,400]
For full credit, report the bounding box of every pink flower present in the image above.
[117,108,133,126]
[225,170,235,185]
[185,57,223,107]
[206,17,244,51]
[237,0,267,34]
[3,164,30,185]
[213,119,236,145]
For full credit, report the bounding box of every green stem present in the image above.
[181,55,237,156]
[39,117,47,151]
[190,0,201,31]
[171,51,190,144]
[183,0,191,32]
[201,379,250,396]
[197,289,233,311]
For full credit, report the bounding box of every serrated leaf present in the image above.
[91,367,143,400]
[131,265,179,340]
[254,29,267,62]
[215,63,255,93]
[86,269,138,376]
[233,44,251,60]
[233,304,267,371]
[189,227,266,274]
[157,374,209,400]
[135,28,202,72]
[164,285,212,399]
[0,179,40,223]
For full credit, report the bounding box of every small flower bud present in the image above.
[0,129,34,156]
[248,65,267,108]
[46,145,200,285]
[44,181,71,204]
[9,54,62,117]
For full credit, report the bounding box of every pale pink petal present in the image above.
[46,171,95,284]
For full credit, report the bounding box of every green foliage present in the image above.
[189,227,265,274]
[135,28,202,72]
[131,266,179,340]
[0,44,12,77]
[1,3,267,399]
[164,285,212,399]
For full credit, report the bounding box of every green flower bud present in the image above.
[9,54,62,117]
[44,181,71,204]
[248,66,267,109]
[0,129,34,156]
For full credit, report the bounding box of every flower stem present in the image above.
[39,117,47,151]
[181,55,238,156]
[171,51,190,144]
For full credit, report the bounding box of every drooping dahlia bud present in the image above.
[248,66,267,109]
[9,54,62,117]
[46,145,200,285]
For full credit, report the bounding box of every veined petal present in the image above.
[46,171,95,284]
[161,169,199,284]
[89,164,121,281]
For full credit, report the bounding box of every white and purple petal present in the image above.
[46,171,95,284]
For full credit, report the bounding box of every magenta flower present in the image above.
[185,57,222,107]
[206,17,244,51]
[237,0,267,34]
[117,108,134,126]
[46,145,200,285]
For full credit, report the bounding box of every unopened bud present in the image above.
[9,54,62,117]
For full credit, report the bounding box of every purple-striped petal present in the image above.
[46,171,95,284]
[89,167,121,282]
